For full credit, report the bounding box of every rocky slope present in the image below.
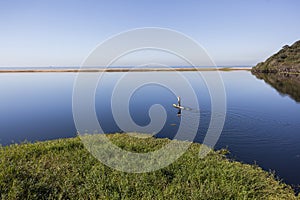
[252,40,300,73]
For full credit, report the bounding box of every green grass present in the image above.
[0,133,298,199]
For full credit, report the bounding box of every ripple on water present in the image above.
[220,107,300,147]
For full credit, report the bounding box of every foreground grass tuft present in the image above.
[0,133,298,199]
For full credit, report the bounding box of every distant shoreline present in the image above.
[0,67,252,73]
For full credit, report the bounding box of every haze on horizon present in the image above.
[0,0,300,67]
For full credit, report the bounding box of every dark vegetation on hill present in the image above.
[252,40,300,73]
[252,40,300,102]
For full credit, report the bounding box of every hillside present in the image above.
[252,40,300,73]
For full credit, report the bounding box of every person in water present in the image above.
[177,96,181,116]
[177,96,181,107]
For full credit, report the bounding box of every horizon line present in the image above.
[0,67,252,73]
[0,65,253,68]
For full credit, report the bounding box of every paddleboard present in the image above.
[173,104,184,109]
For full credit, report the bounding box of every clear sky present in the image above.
[1,0,300,67]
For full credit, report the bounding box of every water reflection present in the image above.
[177,109,181,116]
[253,72,300,102]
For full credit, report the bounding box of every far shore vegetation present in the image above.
[0,133,298,199]
[0,67,251,73]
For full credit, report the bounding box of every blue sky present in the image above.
[0,0,300,67]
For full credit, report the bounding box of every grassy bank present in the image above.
[0,133,297,199]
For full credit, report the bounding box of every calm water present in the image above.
[1,70,300,189]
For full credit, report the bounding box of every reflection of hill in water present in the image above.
[253,72,300,102]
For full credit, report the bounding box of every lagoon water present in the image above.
[1,70,300,189]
